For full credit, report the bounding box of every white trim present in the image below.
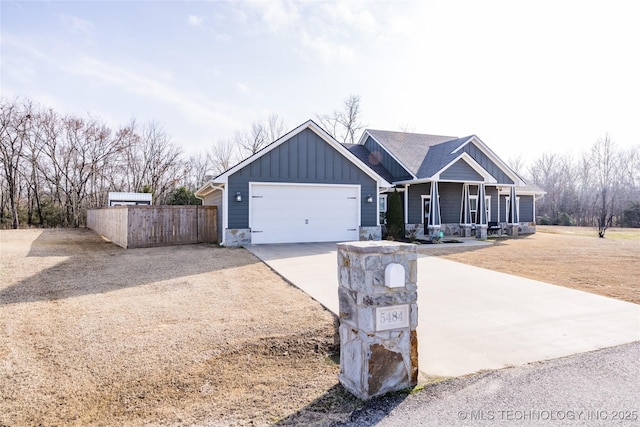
[432,152,498,184]
[469,193,492,222]
[378,194,388,226]
[357,130,418,180]
[211,121,391,188]
[451,135,525,186]
[404,185,409,224]
[421,195,431,224]
[505,196,520,225]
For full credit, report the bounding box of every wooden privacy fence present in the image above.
[87,206,217,249]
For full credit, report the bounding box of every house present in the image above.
[195,120,544,246]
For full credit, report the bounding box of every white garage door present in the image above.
[250,183,360,244]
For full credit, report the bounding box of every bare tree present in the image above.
[507,154,526,177]
[263,113,287,145]
[316,94,365,144]
[589,134,624,237]
[0,98,33,228]
[234,122,265,156]
[209,139,237,176]
[115,121,184,204]
[184,152,213,190]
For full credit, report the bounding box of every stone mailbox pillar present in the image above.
[337,241,418,400]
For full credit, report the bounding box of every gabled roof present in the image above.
[364,130,459,179]
[196,120,392,197]
[342,143,396,184]
[361,129,525,186]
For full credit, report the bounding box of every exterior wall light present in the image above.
[235,192,242,202]
[366,195,373,203]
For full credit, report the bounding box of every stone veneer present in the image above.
[405,222,536,240]
[337,241,418,400]
[224,229,251,247]
[359,226,382,241]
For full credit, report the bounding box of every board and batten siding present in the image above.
[407,183,466,224]
[440,159,484,181]
[519,195,534,222]
[463,143,514,185]
[364,136,413,181]
[227,128,378,229]
[407,183,505,224]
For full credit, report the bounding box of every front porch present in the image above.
[404,221,537,241]
[380,181,538,241]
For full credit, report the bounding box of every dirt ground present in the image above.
[1,226,638,426]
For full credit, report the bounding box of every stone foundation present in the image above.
[519,222,537,234]
[359,226,382,241]
[224,228,251,247]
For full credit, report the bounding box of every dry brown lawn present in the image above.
[421,226,640,305]
[1,226,638,425]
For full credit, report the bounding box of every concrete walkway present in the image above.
[247,242,640,379]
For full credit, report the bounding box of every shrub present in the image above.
[385,190,404,240]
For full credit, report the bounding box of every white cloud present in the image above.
[300,31,356,64]
[236,82,250,94]
[63,56,239,131]
[60,15,96,36]
[249,0,300,34]
[187,14,204,27]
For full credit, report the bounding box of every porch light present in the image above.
[235,192,242,202]
[366,194,373,203]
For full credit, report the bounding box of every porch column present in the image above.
[507,185,519,237]
[460,184,472,238]
[427,181,442,239]
[476,183,488,239]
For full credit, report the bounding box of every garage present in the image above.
[250,183,360,244]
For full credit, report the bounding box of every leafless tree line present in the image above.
[4,96,637,234]
[0,97,292,229]
[525,135,640,236]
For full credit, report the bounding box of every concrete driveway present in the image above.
[247,242,640,379]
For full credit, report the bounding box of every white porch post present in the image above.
[460,183,472,237]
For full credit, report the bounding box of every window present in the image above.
[469,196,478,224]
[379,194,388,224]
[505,196,520,222]
[421,195,431,224]
[469,195,491,223]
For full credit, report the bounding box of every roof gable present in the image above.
[208,120,391,187]
[362,129,458,179]
[359,130,525,186]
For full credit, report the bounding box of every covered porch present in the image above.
[380,181,538,240]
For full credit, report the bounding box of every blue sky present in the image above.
[2,0,638,163]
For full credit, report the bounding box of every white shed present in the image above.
[108,192,153,207]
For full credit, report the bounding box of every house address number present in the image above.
[376,304,410,331]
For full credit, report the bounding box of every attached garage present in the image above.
[195,120,392,246]
[250,183,360,244]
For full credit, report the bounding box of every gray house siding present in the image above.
[519,195,534,222]
[407,183,429,224]
[203,189,224,237]
[227,128,378,229]
[463,143,514,185]
[440,182,462,223]
[440,159,484,181]
[364,136,413,181]
[408,183,508,224]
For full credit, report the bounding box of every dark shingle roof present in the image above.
[342,143,396,184]
[366,129,474,179]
